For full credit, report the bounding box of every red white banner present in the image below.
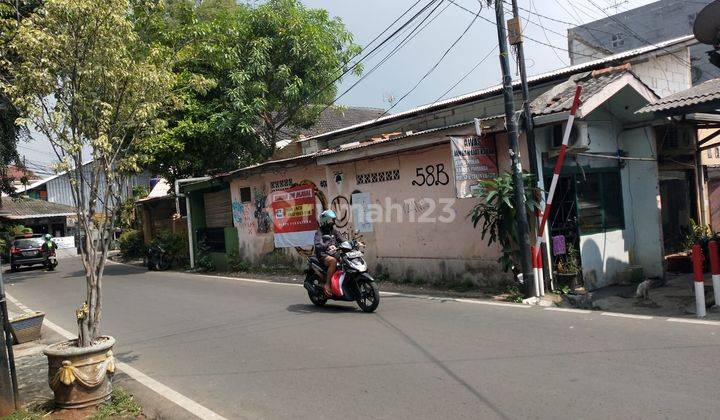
[270,185,318,248]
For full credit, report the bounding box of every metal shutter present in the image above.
[204,189,232,228]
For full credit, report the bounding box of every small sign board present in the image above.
[450,134,499,199]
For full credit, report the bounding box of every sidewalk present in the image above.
[5,298,197,419]
[560,272,720,320]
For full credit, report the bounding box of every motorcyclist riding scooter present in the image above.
[304,210,380,312]
[41,234,59,271]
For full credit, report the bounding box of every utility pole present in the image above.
[509,0,549,294]
[492,0,534,297]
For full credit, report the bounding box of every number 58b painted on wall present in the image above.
[411,164,450,186]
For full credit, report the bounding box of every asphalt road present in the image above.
[4,258,720,419]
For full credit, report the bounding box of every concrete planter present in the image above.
[554,272,582,290]
[43,336,115,409]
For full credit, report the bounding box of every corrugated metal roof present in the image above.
[637,77,720,113]
[0,197,75,218]
[299,35,695,143]
[316,117,503,157]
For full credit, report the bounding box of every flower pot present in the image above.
[9,311,44,344]
[43,336,116,409]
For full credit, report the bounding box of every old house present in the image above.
[179,34,708,290]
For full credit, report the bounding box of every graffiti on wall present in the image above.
[411,164,449,187]
[330,195,350,228]
[232,201,256,236]
[253,188,272,234]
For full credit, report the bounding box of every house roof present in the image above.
[279,106,386,142]
[531,66,658,118]
[637,77,720,114]
[0,197,75,219]
[136,178,172,203]
[298,34,695,143]
[22,160,94,192]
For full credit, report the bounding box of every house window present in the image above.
[239,187,251,203]
[611,33,625,48]
[575,171,625,233]
[715,147,720,159]
[709,148,714,158]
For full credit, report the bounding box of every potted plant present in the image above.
[555,244,582,290]
[4,0,170,408]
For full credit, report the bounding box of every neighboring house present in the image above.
[21,161,151,212]
[567,0,718,90]
[180,35,709,290]
[4,165,43,194]
[151,105,386,269]
[135,178,187,245]
[0,197,76,237]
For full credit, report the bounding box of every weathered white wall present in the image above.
[620,127,664,278]
[632,50,692,97]
[580,229,630,289]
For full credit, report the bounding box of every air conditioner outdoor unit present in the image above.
[550,121,589,151]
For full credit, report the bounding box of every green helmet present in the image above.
[44,234,52,241]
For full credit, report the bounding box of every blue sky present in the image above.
[19,0,660,173]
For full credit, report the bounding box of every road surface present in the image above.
[4,258,720,419]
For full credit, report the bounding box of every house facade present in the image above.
[179,35,709,291]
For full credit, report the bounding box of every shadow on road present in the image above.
[286,303,359,314]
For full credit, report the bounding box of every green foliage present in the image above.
[469,172,539,273]
[91,386,142,419]
[196,239,215,272]
[118,229,146,259]
[153,229,188,266]
[503,285,524,303]
[2,0,173,345]
[557,244,580,274]
[227,249,250,272]
[117,185,149,229]
[0,1,41,197]
[130,0,361,184]
[682,218,712,251]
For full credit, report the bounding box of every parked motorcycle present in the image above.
[303,233,380,313]
[147,243,171,271]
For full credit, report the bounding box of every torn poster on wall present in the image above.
[450,134,498,199]
[270,185,318,248]
[351,192,373,233]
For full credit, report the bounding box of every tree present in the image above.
[131,0,361,184]
[469,172,539,274]
[2,0,172,347]
[0,1,42,199]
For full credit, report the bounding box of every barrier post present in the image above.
[709,240,720,308]
[692,244,706,318]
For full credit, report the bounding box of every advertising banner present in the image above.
[450,134,499,198]
[270,185,318,248]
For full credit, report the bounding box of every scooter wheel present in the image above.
[357,281,380,313]
[309,292,327,307]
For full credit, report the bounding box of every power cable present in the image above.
[378,2,483,117]
[433,43,498,102]
[583,0,693,66]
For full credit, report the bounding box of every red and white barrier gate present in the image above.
[692,244,706,318]
[709,240,720,308]
[532,85,583,297]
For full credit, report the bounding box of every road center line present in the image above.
[5,293,229,420]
